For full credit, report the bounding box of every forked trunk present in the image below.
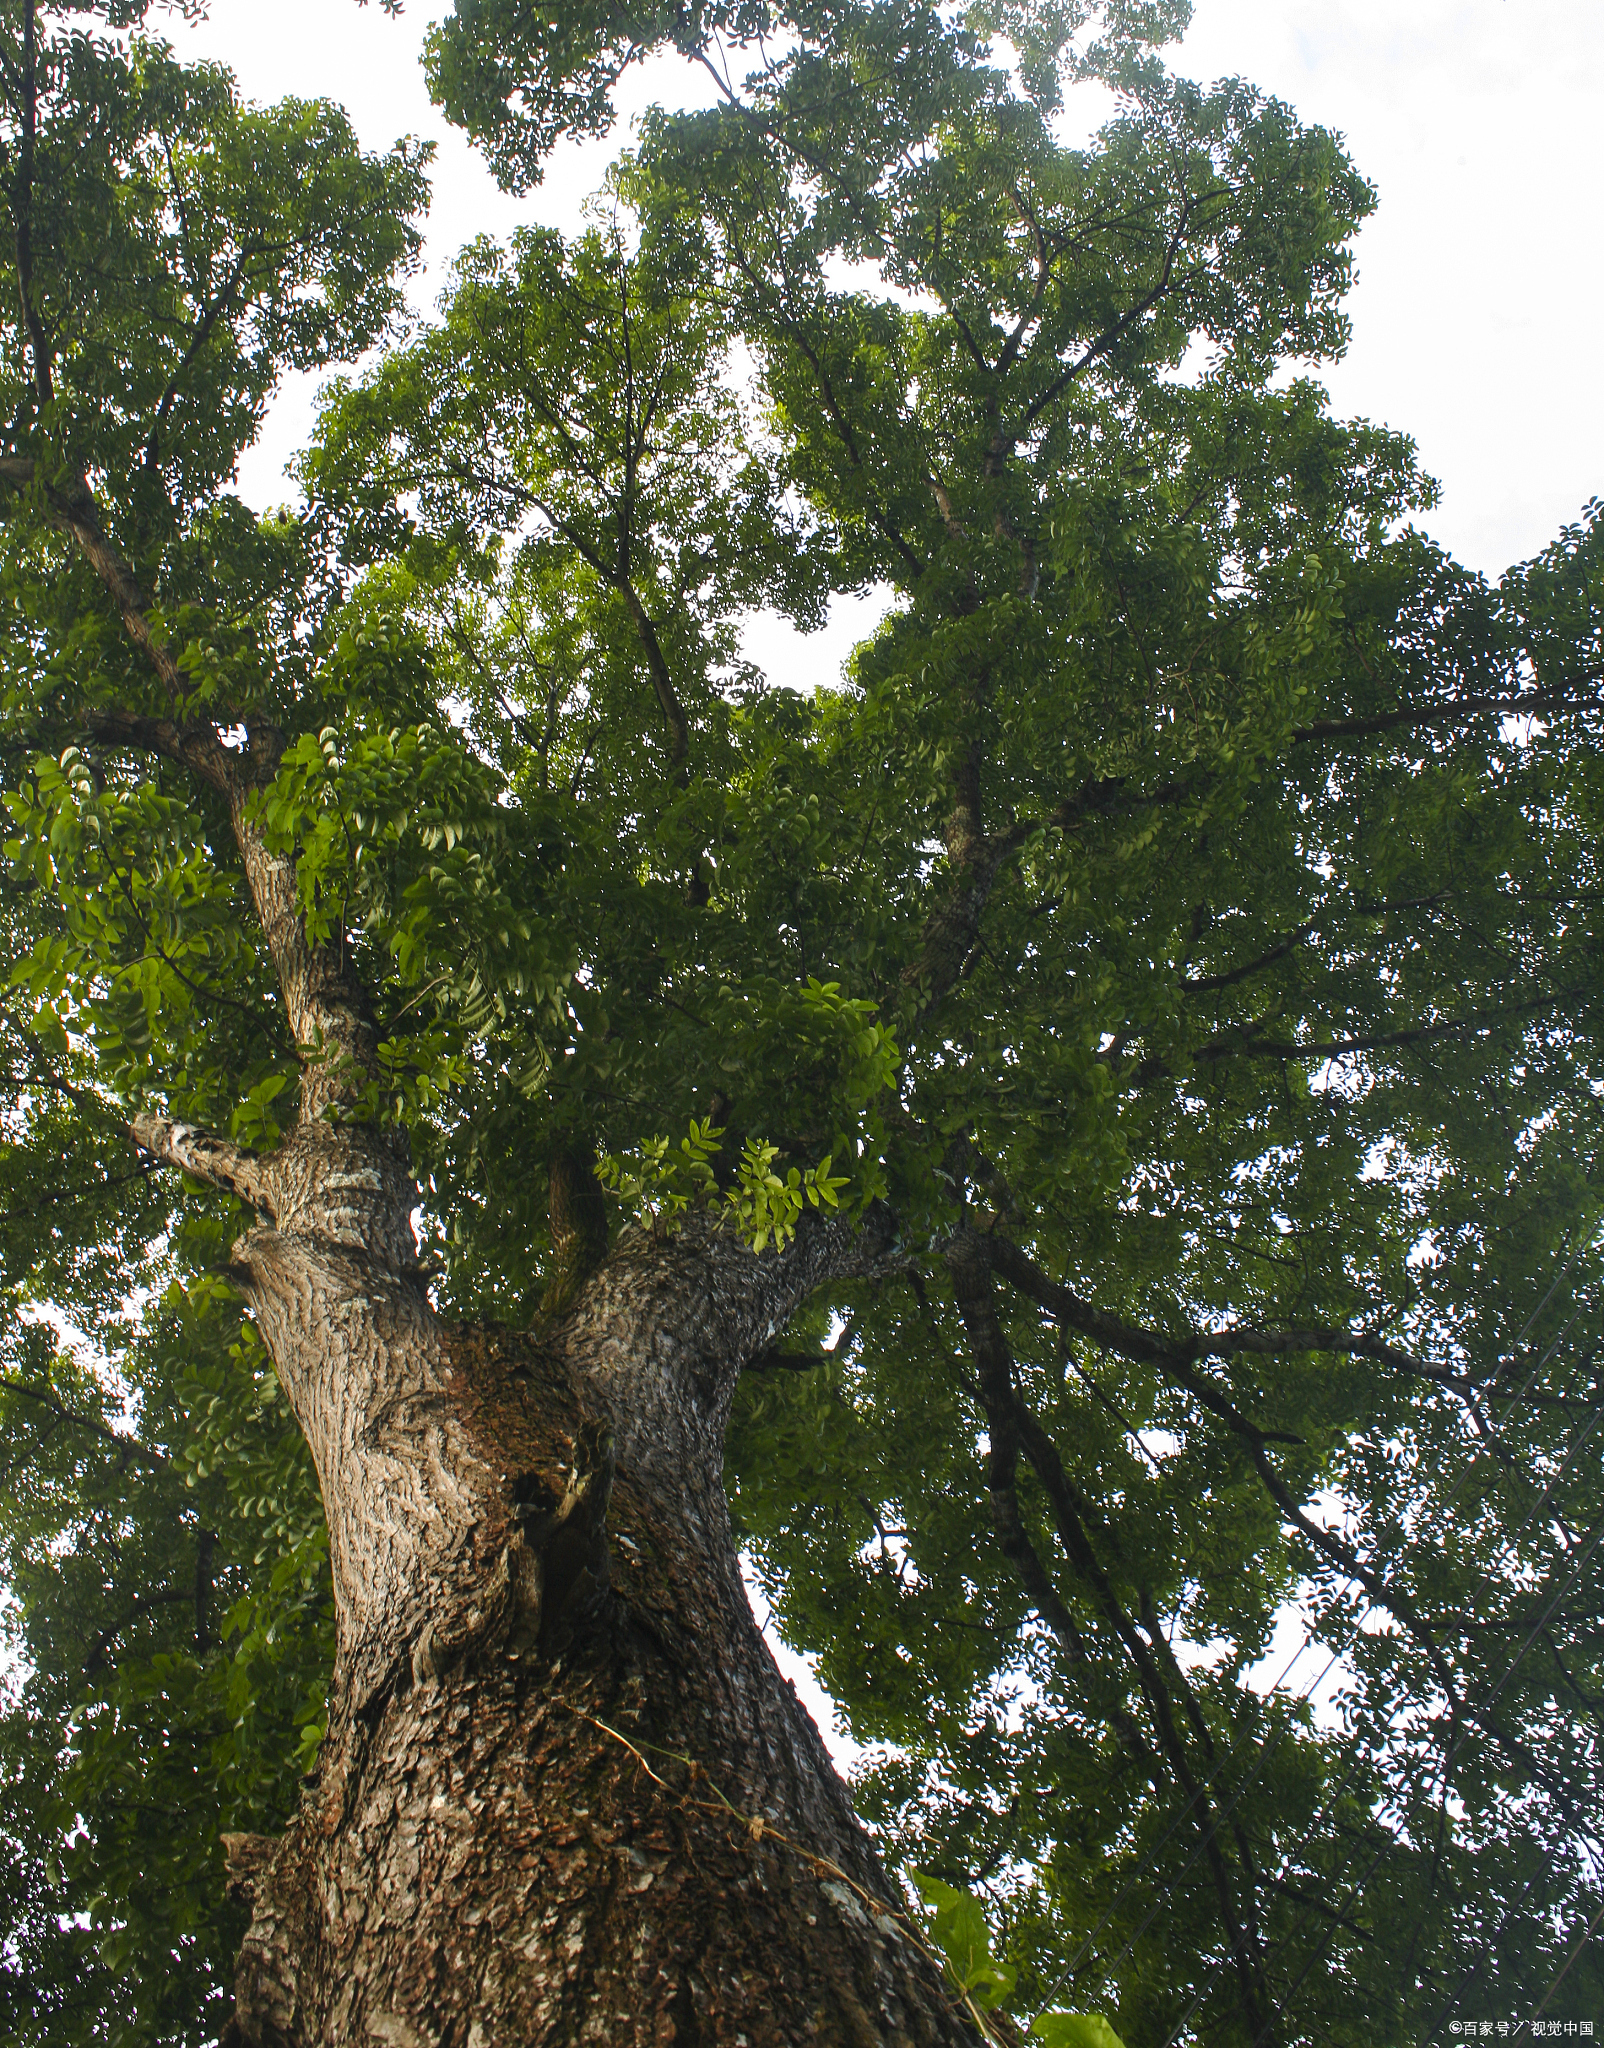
[219,1131,982,2047]
[112,775,983,2043]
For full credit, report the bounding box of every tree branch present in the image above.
[14,0,53,413]
[979,1230,1480,1712]
[1122,983,1579,1088]
[943,1228,1276,2037]
[0,459,191,702]
[1015,192,1215,438]
[0,1374,170,1469]
[901,771,1201,1017]
[1291,673,1604,748]
[1177,893,1450,995]
[84,1585,193,1683]
[986,1231,1462,1395]
[146,243,260,470]
[128,1112,275,1215]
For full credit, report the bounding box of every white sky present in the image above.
[170,0,1604,684]
[154,0,1603,1757]
[173,0,1604,566]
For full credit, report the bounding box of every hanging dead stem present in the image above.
[560,1700,1008,2044]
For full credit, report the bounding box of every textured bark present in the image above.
[96,666,982,2038]
[215,1181,983,2046]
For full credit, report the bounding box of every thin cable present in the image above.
[1043,1254,1595,2024]
[1238,1463,1604,2045]
[1141,1247,1603,2045]
[1029,1623,1348,2016]
[1275,1509,1604,2048]
[1160,1637,1591,2048]
[1037,1272,1590,2027]
[1522,1893,1604,2032]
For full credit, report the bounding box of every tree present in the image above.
[2,0,1601,2041]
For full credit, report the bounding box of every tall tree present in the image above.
[2,1,1602,2043]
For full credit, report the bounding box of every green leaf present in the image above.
[910,1871,1018,2009]
[1030,2017,1127,2048]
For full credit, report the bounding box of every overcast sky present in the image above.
[175,0,1604,584]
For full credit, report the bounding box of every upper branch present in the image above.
[84,704,237,792]
[14,0,53,413]
[1014,191,1216,440]
[0,1373,170,1470]
[0,458,188,700]
[900,771,1201,1017]
[146,241,261,470]
[1291,672,1604,748]
[984,1231,1454,1390]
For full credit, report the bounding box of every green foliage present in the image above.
[0,0,1601,2040]
[722,1136,850,1254]
[597,1122,851,1252]
[596,1117,726,1234]
[914,1869,1128,2046]
[0,1280,332,2046]
[1030,2017,1128,2048]
[913,1868,1021,2011]
[595,977,894,1245]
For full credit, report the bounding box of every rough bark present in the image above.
[212,1177,983,2046]
[66,515,982,2036]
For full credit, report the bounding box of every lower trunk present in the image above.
[223,1189,981,2047]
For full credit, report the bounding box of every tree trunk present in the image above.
[100,750,981,2043]
[219,1147,982,2047]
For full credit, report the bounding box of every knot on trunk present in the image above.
[505,1412,617,1654]
[220,1829,280,1905]
[266,1122,418,1271]
[409,1411,617,1687]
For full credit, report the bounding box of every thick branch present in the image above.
[1290,674,1604,748]
[14,0,52,412]
[0,458,188,699]
[980,1231,1478,1716]
[83,703,236,791]
[987,1231,1459,1395]
[565,1202,898,1500]
[128,1111,275,1215]
[901,771,1199,1015]
[942,1229,1275,2039]
[620,581,690,765]
[939,1235,1103,1679]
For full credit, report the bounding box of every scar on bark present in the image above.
[507,1414,617,1651]
[221,1831,278,1906]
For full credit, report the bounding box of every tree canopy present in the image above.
[1,0,1601,2041]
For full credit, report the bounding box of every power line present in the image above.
[1263,1507,1604,2048]
[1031,1234,1597,2030]
[1135,1237,1604,2045]
[1520,1893,1604,2034]
[1157,1514,1604,2048]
